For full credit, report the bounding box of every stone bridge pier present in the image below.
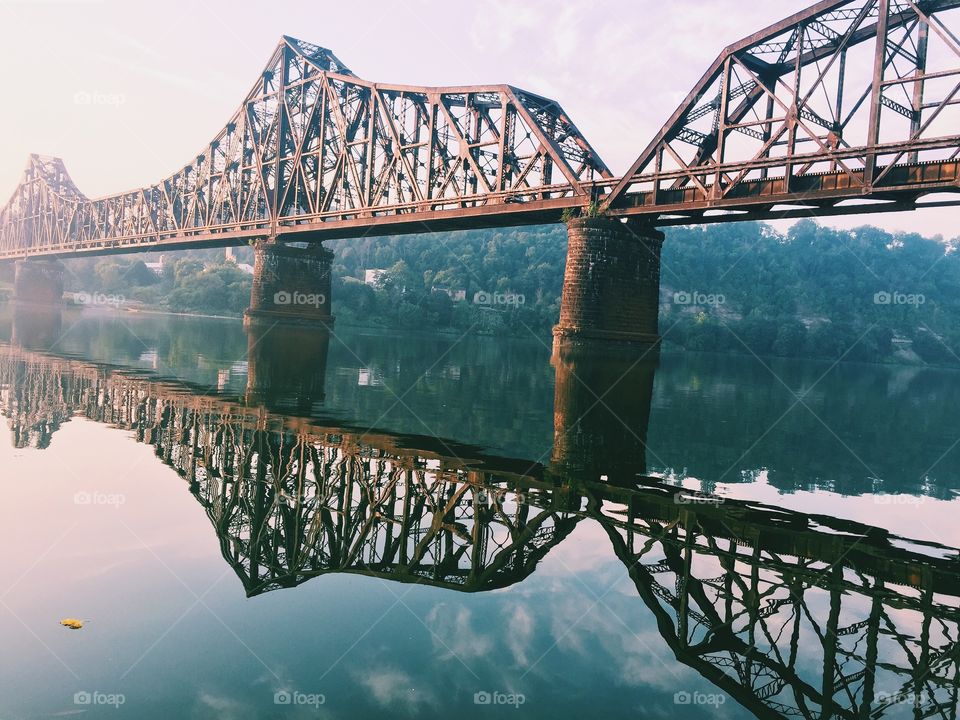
[244,239,334,328]
[554,217,663,350]
[13,259,65,305]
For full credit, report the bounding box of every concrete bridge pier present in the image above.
[13,259,65,305]
[553,217,663,350]
[243,239,335,328]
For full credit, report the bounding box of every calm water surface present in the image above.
[1,305,959,719]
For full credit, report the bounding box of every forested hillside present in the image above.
[44,219,960,366]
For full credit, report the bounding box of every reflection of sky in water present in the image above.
[663,469,960,548]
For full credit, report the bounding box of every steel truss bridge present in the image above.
[3,342,960,719]
[1,0,959,262]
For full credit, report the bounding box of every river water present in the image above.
[1,305,958,719]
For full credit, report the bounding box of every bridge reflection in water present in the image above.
[2,308,959,719]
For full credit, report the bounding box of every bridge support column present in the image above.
[13,259,65,305]
[243,240,334,328]
[554,217,663,350]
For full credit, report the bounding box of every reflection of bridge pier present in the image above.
[244,321,330,414]
[553,218,663,349]
[11,303,62,351]
[243,240,334,328]
[550,339,658,483]
[13,259,64,305]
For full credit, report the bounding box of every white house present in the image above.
[365,269,387,287]
[144,255,165,276]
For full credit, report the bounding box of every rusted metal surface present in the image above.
[606,0,960,223]
[1,2,959,260]
[0,38,608,260]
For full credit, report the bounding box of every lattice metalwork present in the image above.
[0,37,609,260]
[2,4,960,254]
[605,0,960,224]
[0,347,578,593]
[590,480,960,719]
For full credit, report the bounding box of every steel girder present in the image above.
[605,0,960,224]
[0,37,609,260]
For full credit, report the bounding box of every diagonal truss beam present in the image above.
[603,0,960,218]
[0,37,610,259]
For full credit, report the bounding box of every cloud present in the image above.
[504,604,535,666]
[355,667,437,713]
[195,690,257,720]
[424,603,492,661]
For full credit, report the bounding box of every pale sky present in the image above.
[0,0,955,239]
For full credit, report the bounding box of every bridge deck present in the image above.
[1,157,957,260]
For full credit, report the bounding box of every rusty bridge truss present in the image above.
[0,38,609,260]
[605,0,960,224]
[3,341,960,719]
[1,0,958,259]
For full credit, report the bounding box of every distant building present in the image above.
[365,269,386,287]
[144,255,165,276]
[224,247,254,274]
[432,287,466,302]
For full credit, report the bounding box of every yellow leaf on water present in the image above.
[60,618,84,630]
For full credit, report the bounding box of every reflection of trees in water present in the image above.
[0,305,560,458]
[6,303,955,499]
[648,353,960,498]
[2,343,960,719]
[321,331,558,457]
